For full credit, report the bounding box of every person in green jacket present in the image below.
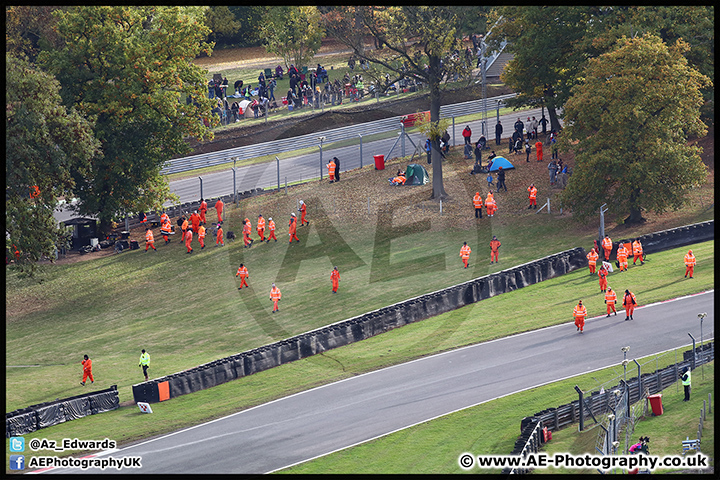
[139,349,150,381]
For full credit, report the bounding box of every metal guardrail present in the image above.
[161,93,517,175]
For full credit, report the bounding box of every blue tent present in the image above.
[487,156,515,172]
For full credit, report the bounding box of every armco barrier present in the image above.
[133,247,587,403]
[6,385,119,437]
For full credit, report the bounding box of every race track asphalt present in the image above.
[42,290,713,474]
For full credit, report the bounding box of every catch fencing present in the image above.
[161,93,517,175]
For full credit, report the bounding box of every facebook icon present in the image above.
[10,455,25,470]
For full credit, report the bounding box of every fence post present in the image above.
[359,134,363,169]
[709,393,712,414]
[199,176,203,200]
[574,386,584,431]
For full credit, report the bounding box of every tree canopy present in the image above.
[323,6,472,200]
[6,54,100,270]
[262,6,324,70]
[37,6,217,231]
[559,34,711,224]
[490,6,714,130]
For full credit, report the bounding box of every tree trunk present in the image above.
[547,105,562,133]
[429,54,448,200]
[625,189,645,224]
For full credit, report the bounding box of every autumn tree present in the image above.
[6,54,100,270]
[559,34,711,224]
[323,6,472,200]
[262,6,324,70]
[490,6,715,131]
[38,6,216,232]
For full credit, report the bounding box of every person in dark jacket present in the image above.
[495,121,503,145]
[496,166,507,192]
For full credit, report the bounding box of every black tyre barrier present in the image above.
[6,385,119,437]
[133,247,588,404]
[606,220,714,260]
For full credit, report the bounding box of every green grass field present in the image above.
[5,131,714,472]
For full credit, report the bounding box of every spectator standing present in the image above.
[514,117,524,135]
[333,157,340,182]
[539,115,548,134]
[462,125,472,145]
[496,167,507,192]
[268,78,276,101]
[548,159,557,186]
[525,141,532,162]
[139,349,150,381]
[425,138,432,164]
[531,116,539,138]
[474,141,483,165]
[495,121,503,145]
[80,355,94,386]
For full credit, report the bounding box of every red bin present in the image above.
[373,154,385,170]
[648,393,663,416]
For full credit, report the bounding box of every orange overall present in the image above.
[605,289,617,315]
[528,185,537,207]
[145,229,156,251]
[460,244,471,268]
[270,286,282,312]
[257,216,266,241]
[215,199,224,223]
[586,248,599,274]
[327,160,336,181]
[82,358,94,383]
[236,265,249,289]
[684,251,696,278]
[185,229,193,253]
[573,304,587,332]
[490,238,501,263]
[289,218,299,243]
[299,203,308,226]
[199,200,208,224]
[601,236,613,261]
[243,221,252,247]
[616,245,628,272]
[632,240,644,265]
[198,225,206,249]
[267,220,277,241]
[330,268,340,293]
[598,266,608,292]
[623,291,637,319]
[216,226,224,246]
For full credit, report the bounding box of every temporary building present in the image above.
[487,156,515,172]
[403,163,429,185]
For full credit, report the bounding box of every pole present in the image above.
[574,385,584,431]
[232,168,237,205]
[496,100,500,125]
[319,144,323,180]
[599,203,608,241]
[359,134,363,169]
[276,156,281,192]
[700,314,704,380]
[401,123,406,158]
[199,177,203,200]
[452,116,456,147]
[688,333,696,370]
